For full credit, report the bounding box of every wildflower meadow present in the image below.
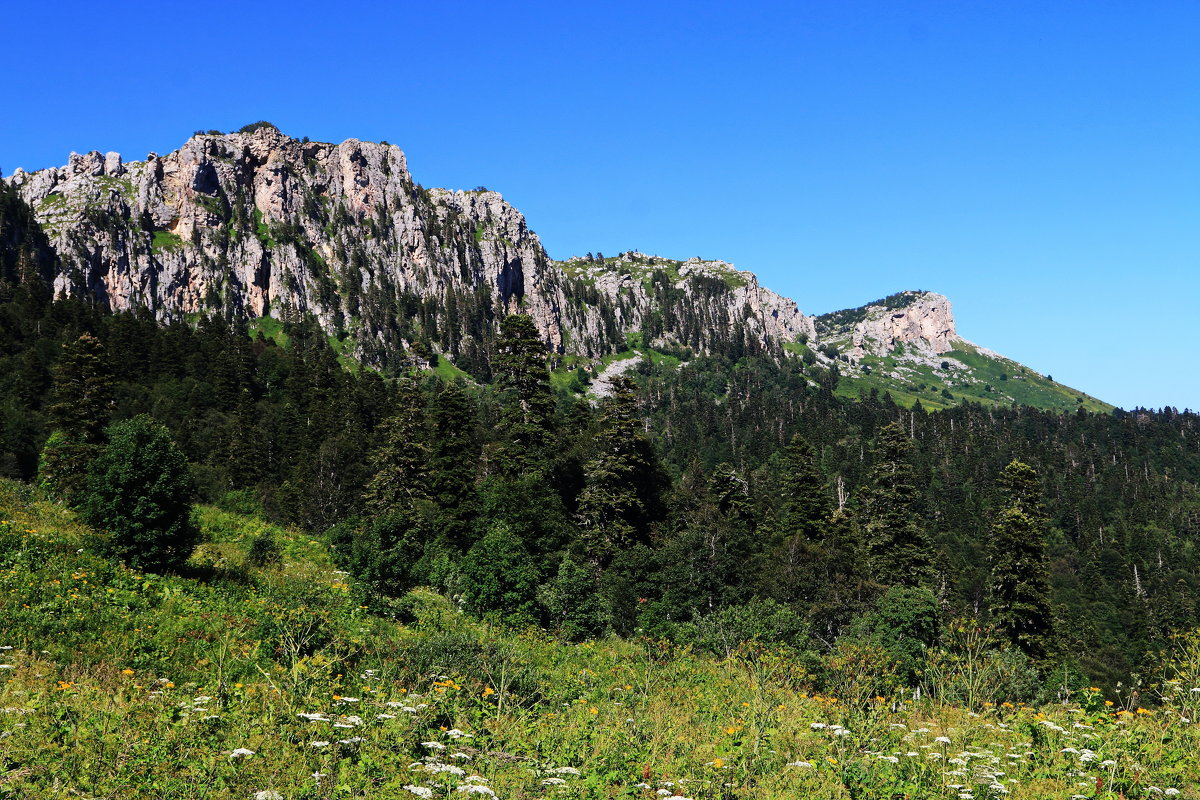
[2,479,1198,799]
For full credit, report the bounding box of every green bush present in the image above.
[78,415,197,572]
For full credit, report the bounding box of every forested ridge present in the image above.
[3,177,1200,698]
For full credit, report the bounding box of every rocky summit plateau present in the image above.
[6,123,1107,411]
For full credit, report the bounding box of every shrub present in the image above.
[460,522,540,626]
[236,121,278,134]
[79,415,197,572]
[246,531,282,568]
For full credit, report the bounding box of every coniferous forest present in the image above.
[3,176,1199,699]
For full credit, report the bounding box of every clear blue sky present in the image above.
[4,1,1197,410]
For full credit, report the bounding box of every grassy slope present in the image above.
[830,341,1113,413]
[2,480,1198,798]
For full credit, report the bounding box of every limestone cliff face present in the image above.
[6,127,818,365]
[8,127,570,361]
[847,292,957,359]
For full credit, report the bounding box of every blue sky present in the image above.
[4,1,1197,410]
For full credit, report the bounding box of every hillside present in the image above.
[2,480,1198,799]
[5,124,1107,411]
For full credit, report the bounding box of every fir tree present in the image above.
[428,379,478,545]
[577,375,667,567]
[39,333,114,501]
[861,422,933,587]
[363,375,429,514]
[47,332,113,445]
[492,314,555,474]
[989,459,1054,659]
[778,433,832,541]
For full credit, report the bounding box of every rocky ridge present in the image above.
[7,126,964,374]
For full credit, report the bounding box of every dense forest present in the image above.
[3,178,1200,700]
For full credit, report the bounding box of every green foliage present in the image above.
[577,375,668,566]
[78,415,197,572]
[4,482,1200,798]
[47,332,113,445]
[459,522,540,625]
[150,230,184,253]
[989,460,1054,660]
[687,597,811,658]
[850,585,941,687]
[39,333,113,500]
[245,529,282,567]
[362,375,430,515]
[539,553,606,640]
[37,429,97,504]
[235,120,278,134]
[492,314,556,474]
[861,423,933,587]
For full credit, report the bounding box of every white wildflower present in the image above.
[464,776,488,784]
[551,766,581,775]
[404,787,434,799]
[298,712,328,721]
[447,728,472,738]
[935,736,952,745]
[809,722,827,730]
[542,777,567,786]
[254,792,284,800]
[427,764,466,776]
[229,747,254,759]
[457,786,495,797]
[450,752,472,760]
[311,741,330,748]
[422,741,447,750]
[788,760,814,768]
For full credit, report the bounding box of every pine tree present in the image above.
[761,436,834,606]
[362,375,429,514]
[492,314,555,474]
[47,333,113,445]
[428,380,478,545]
[778,434,832,541]
[861,422,933,587]
[39,333,114,501]
[577,375,667,567]
[989,459,1054,659]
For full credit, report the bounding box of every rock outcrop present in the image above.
[848,292,957,359]
[6,127,819,367]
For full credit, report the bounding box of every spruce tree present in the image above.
[989,459,1054,659]
[577,375,666,567]
[362,375,429,514]
[778,434,832,541]
[39,333,114,501]
[428,380,478,545]
[492,314,555,474]
[861,422,933,587]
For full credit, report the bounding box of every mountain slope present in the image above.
[5,125,1110,410]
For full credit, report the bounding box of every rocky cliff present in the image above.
[5,126,817,369]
